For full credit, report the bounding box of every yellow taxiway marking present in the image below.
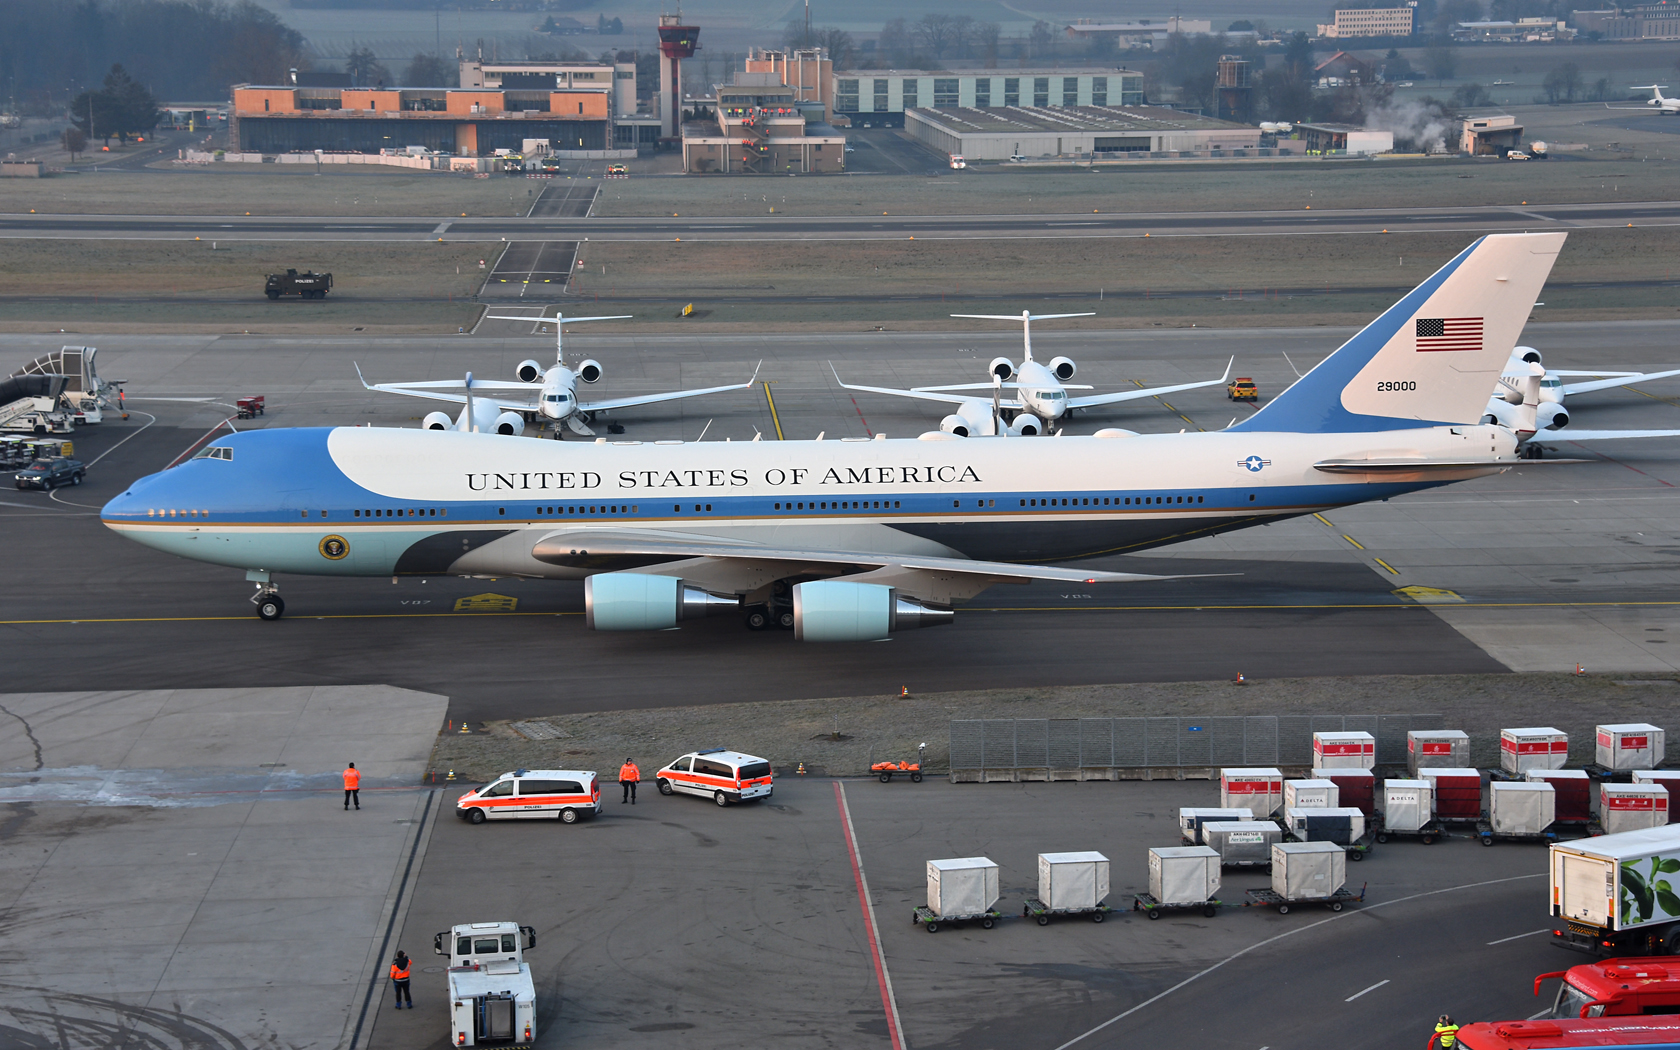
[11,599,1680,626]
[762,380,785,440]
[453,592,518,612]
[1394,586,1466,603]
[1342,533,1365,549]
[1312,513,1334,527]
[1372,558,1401,575]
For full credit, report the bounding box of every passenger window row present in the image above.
[774,500,902,511]
[352,508,445,518]
[1020,495,1208,507]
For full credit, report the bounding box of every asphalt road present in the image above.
[3,199,1678,242]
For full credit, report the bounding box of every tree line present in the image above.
[1,0,307,110]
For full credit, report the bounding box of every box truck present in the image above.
[1550,826,1680,955]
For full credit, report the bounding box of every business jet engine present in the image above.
[584,573,739,630]
[422,411,453,431]
[1048,356,1077,381]
[1536,403,1569,431]
[791,581,953,642]
[1516,346,1542,366]
[516,359,545,383]
[989,357,1016,381]
[940,414,972,437]
[1008,413,1044,436]
[577,359,603,383]
[492,411,526,436]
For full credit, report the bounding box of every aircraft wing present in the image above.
[577,363,762,414]
[528,527,1203,585]
[355,364,541,412]
[1561,368,1680,396]
[830,365,1025,409]
[1548,429,1680,441]
[1064,358,1234,410]
[912,382,1093,392]
[1543,370,1641,378]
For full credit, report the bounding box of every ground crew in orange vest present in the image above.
[619,758,641,805]
[1429,1015,1460,1049]
[390,950,412,1009]
[343,763,360,810]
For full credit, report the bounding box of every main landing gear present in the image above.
[249,570,284,621]
[743,579,796,631]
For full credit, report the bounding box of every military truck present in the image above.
[264,269,333,300]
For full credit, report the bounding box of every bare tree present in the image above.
[975,22,1001,67]
[61,126,87,160]
[915,13,963,59]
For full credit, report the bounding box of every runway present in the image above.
[5,321,1680,719]
[3,199,1679,242]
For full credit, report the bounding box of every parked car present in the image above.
[15,456,85,489]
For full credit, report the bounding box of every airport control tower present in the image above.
[658,13,700,141]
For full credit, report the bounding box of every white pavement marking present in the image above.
[1048,872,1545,1050]
[1487,928,1552,945]
[1346,979,1390,1002]
[836,781,907,1050]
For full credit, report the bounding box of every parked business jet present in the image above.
[104,232,1564,640]
[1481,347,1680,456]
[832,311,1232,436]
[357,312,759,437]
[1605,86,1680,115]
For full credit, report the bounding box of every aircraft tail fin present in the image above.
[1229,232,1565,434]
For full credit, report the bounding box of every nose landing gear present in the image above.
[248,569,284,621]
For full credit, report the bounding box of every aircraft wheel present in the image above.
[744,605,770,631]
[258,595,285,621]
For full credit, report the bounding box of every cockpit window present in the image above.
[191,446,234,461]
[545,394,562,402]
[1042,391,1065,400]
[1541,377,1562,388]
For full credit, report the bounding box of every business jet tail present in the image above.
[1230,232,1565,434]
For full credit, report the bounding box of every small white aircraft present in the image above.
[1605,85,1680,115]
[1483,346,1680,456]
[357,311,759,437]
[831,311,1231,437]
[1258,121,1293,133]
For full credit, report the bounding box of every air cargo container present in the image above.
[1602,784,1669,835]
[1272,841,1346,900]
[1409,730,1470,775]
[1634,772,1680,822]
[1284,779,1339,810]
[1315,767,1375,818]
[1598,725,1665,772]
[1530,769,1593,824]
[1489,781,1556,836]
[1220,768,1283,817]
[1148,846,1221,906]
[1283,806,1367,846]
[1421,767,1484,822]
[1313,731,1375,769]
[1179,807,1253,844]
[1502,727,1570,774]
[1550,826,1680,955]
[1201,821,1281,867]
[1037,852,1109,911]
[926,857,999,917]
[1377,778,1436,837]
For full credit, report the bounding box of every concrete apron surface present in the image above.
[0,686,447,1049]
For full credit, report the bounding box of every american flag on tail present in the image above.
[1415,317,1483,352]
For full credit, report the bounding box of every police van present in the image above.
[655,749,774,806]
[456,769,601,824]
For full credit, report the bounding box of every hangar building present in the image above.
[905,106,1260,160]
[834,69,1143,127]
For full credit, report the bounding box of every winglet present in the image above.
[1220,356,1234,384]
[353,362,372,390]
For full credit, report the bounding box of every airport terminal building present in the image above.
[228,82,613,155]
[833,68,1143,127]
[905,105,1261,160]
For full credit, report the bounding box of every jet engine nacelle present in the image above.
[584,573,738,631]
[939,414,971,437]
[989,357,1016,381]
[492,411,526,436]
[1536,402,1569,431]
[423,411,453,431]
[1008,413,1043,437]
[1517,346,1542,366]
[790,580,953,642]
[1048,356,1077,382]
[577,359,603,383]
[516,359,545,383]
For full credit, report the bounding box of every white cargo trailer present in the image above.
[1139,845,1222,917]
[1409,730,1470,775]
[1251,841,1358,912]
[1313,731,1375,769]
[1202,820,1282,867]
[1179,807,1254,844]
[926,857,999,916]
[1220,768,1283,817]
[1602,784,1670,835]
[1633,771,1680,822]
[1501,727,1569,774]
[1597,724,1665,771]
[1284,806,1367,846]
[1376,778,1440,842]
[1550,825,1680,955]
[1480,781,1557,843]
[1284,779,1339,810]
[1023,852,1112,925]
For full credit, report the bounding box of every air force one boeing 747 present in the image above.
[104,232,1566,641]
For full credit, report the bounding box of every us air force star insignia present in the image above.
[1240,456,1272,472]
[319,535,350,560]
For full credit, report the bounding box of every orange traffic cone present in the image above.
[797,762,805,776]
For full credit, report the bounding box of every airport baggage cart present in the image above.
[1344,829,1376,861]
[1371,813,1443,844]
[1021,897,1112,925]
[236,396,265,419]
[912,905,1002,933]
[1474,820,1561,846]
[872,761,922,783]
[1245,883,1366,915]
[1132,893,1221,920]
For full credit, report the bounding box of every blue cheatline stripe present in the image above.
[1229,237,1483,436]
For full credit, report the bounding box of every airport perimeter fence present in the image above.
[947,714,1444,782]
